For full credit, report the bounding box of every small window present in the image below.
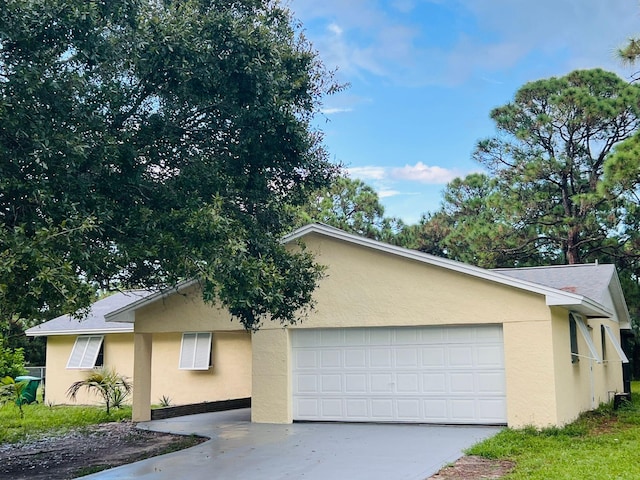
[601,325,607,362]
[67,335,104,369]
[179,332,212,370]
[570,315,579,363]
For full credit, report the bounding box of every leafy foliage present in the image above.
[0,0,340,331]
[291,176,405,242]
[415,69,640,270]
[66,367,132,415]
[0,338,26,379]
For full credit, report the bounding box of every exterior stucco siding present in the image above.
[44,333,134,406]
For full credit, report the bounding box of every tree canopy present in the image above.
[0,0,340,332]
[291,176,404,242]
[427,69,640,268]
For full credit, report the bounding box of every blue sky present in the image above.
[288,0,640,224]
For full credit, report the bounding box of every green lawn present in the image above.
[0,402,131,444]
[468,382,640,479]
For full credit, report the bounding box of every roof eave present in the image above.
[25,327,133,337]
[546,295,613,318]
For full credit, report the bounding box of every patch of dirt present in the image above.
[0,421,206,480]
[428,455,515,480]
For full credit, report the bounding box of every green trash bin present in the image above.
[15,376,41,405]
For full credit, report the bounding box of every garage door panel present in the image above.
[448,346,474,367]
[320,349,342,367]
[321,398,343,417]
[423,373,447,393]
[296,374,318,393]
[397,399,421,419]
[450,372,475,393]
[292,326,506,424]
[344,348,366,367]
[295,350,318,369]
[397,373,420,393]
[370,348,393,367]
[477,345,504,366]
[345,374,367,392]
[422,347,446,367]
[371,373,394,392]
[396,347,419,366]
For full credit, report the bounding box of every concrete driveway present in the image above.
[84,408,500,480]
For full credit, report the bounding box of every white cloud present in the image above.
[347,166,386,180]
[290,0,639,86]
[320,106,353,115]
[378,188,402,198]
[391,162,459,184]
[348,162,460,185]
[327,22,343,36]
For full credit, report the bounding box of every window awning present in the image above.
[602,324,630,364]
[574,315,602,364]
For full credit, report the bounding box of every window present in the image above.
[67,335,104,369]
[179,332,212,370]
[569,313,602,364]
[570,315,579,363]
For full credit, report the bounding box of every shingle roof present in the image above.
[493,264,615,305]
[25,290,152,336]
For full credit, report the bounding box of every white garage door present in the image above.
[291,325,506,424]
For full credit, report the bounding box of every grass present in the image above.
[0,402,131,444]
[468,382,640,479]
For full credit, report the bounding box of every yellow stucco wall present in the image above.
[552,308,625,426]
[149,331,252,406]
[251,233,624,428]
[129,286,252,420]
[44,333,134,406]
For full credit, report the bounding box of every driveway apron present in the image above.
[83,409,500,480]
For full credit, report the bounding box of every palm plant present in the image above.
[66,367,132,415]
[0,376,28,418]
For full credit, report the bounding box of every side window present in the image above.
[67,335,104,369]
[179,332,212,370]
[601,325,606,362]
[570,315,579,364]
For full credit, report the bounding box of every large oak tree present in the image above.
[0,0,340,335]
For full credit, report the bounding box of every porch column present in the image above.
[132,332,152,422]
[251,328,292,423]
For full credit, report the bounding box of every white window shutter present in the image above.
[603,325,630,364]
[67,336,104,369]
[179,332,212,370]
[573,314,602,363]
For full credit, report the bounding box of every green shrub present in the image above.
[0,337,27,378]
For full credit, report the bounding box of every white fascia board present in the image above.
[546,295,613,318]
[25,327,133,337]
[608,273,633,329]
[286,224,613,318]
[105,279,198,323]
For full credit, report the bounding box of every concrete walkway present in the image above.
[83,409,501,480]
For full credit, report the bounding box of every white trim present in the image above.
[66,335,104,369]
[26,327,132,337]
[179,332,212,370]
[572,314,602,363]
[602,325,629,364]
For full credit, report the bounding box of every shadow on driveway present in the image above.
[83,408,501,480]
